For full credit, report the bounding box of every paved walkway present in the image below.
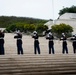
[4,33,73,55]
[0,33,76,75]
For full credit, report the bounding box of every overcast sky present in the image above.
[0,0,76,20]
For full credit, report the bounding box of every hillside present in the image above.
[0,16,49,28]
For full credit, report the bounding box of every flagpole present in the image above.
[52,0,54,24]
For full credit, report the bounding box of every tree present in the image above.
[24,24,35,32]
[36,24,48,33]
[51,23,73,37]
[59,5,76,16]
[16,22,24,32]
[6,24,16,32]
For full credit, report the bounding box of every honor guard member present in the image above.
[32,31,40,54]
[60,33,68,54]
[14,30,23,55]
[0,30,5,55]
[70,34,76,53]
[46,32,55,54]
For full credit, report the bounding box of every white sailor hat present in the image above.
[33,31,37,34]
[49,32,52,35]
[16,30,20,33]
[62,33,65,35]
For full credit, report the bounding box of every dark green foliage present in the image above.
[59,5,76,16]
[24,24,35,32]
[15,22,24,32]
[0,16,48,28]
[51,23,73,37]
[0,16,48,32]
[36,24,48,33]
[6,24,16,32]
[1,16,48,33]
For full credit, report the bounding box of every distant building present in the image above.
[44,13,76,34]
